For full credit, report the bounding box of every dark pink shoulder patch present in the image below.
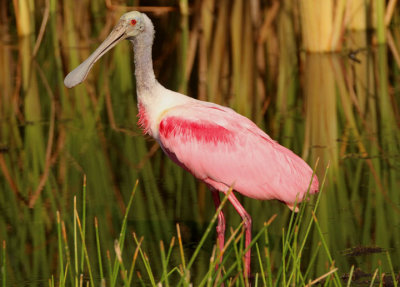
[159,116,235,145]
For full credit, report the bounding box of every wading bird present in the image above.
[64,11,319,277]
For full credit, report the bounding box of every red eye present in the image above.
[130,19,137,26]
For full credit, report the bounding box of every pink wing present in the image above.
[157,102,318,205]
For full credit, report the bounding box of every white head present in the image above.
[119,11,146,39]
[64,11,152,88]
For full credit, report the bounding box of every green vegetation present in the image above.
[0,0,400,286]
[4,169,364,286]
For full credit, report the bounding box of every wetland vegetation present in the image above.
[0,0,400,286]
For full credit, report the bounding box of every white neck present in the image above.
[131,14,157,96]
[131,14,194,138]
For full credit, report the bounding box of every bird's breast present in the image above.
[137,103,151,135]
[136,85,199,138]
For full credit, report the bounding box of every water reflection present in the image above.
[301,43,400,275]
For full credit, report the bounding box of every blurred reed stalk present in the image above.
[299,0,396,50]
[346,0,367,30]
[273,0,297,147]
[376,0,386,43]
[299,0,346,52]
[13,0,33,36]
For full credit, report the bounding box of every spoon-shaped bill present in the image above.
[64,21,127,88]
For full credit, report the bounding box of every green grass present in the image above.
[33,171,348,286]
[10,169,396,286]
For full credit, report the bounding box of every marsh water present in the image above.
[1,5,400,286]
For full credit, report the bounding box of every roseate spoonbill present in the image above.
[64,11,319,277]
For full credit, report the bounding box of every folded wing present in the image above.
[157,102,318,205]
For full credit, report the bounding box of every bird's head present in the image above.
[120,11,146,38]
[64,11,149,88]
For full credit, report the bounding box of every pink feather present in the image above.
[156,102,318,207]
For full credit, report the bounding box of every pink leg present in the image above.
[227,191,252,278]
[211,190,225,259]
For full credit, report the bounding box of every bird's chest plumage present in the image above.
[136,84,194,138]
[137,102,151,135]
